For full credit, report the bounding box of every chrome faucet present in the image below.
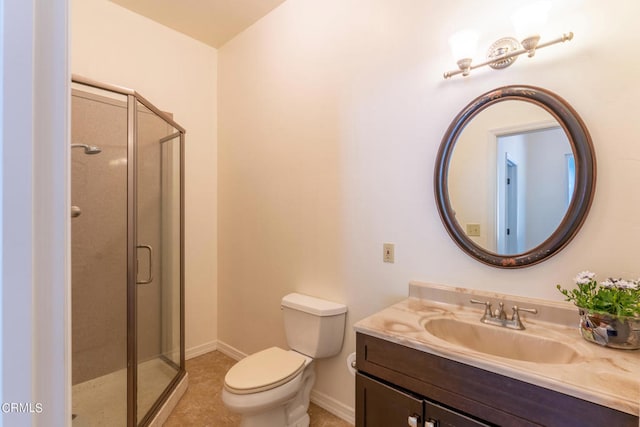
[470,299,538,330]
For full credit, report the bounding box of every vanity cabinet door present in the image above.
[356,373,423,427]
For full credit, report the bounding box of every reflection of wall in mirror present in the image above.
[448,101,564,254]
[497,127,571,254]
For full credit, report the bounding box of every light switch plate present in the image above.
[383,243,395,263]
[466,223,481,236]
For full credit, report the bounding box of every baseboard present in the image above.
[215,340,248,361]
[310,388,355,425]
[185,340,218,360]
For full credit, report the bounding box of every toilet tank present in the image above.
[281,293,347,358]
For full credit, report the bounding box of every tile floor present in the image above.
[164,351,353,426]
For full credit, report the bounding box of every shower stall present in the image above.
[71,76,186,426]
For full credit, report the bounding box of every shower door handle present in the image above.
[136,244,153,284]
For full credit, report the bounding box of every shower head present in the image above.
[71,143,102,155]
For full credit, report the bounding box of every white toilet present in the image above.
[222,293,347,427]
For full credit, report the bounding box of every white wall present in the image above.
[71,0,218,356]
[2,0,70,425]
[218,0,640,418]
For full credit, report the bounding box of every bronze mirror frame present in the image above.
[434,85,596,268]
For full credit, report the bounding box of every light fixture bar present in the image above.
[443,32,573,79]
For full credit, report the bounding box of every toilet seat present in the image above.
[224,347,307,395]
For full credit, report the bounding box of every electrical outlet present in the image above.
[383,243,395,263]
[466,223,481,237]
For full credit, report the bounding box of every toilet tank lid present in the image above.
[281,293,347,316]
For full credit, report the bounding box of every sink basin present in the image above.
[423,317,583,364]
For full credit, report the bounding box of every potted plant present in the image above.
[557,271,640,350]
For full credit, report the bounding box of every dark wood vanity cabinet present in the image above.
[355,333,638,427]
[356,373,424,427]
[357,373,489,427]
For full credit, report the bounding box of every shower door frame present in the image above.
[72,75,186,427]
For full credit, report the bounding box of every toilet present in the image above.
[222,293,347,427]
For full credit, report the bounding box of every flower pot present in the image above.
[578,308,640,350]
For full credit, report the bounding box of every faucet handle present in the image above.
[470,299,492,317]
[511,306,538,329]
[513,306,538,315]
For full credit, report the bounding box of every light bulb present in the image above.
[448,29,479,62]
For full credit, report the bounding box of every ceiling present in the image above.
[109,0,287,48]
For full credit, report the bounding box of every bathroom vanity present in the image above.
[354,282,640,427]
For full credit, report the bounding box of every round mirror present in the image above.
[434,86,596,268]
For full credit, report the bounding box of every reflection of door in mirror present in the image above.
[495,127,572,254]
[503,157,518,253]
[448,100,574,256]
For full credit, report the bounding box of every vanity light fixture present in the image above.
[443,1,573,79]
[443,32,573,79]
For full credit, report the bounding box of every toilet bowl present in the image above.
[222,347,315,426]
[222,293,347,427]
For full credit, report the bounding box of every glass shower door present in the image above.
[135,99,183,424]
[71,86,129,427]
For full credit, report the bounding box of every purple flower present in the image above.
[574,271,595,285]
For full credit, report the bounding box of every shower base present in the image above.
[72,358,181,426]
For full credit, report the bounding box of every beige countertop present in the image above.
[353,281,640,416]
